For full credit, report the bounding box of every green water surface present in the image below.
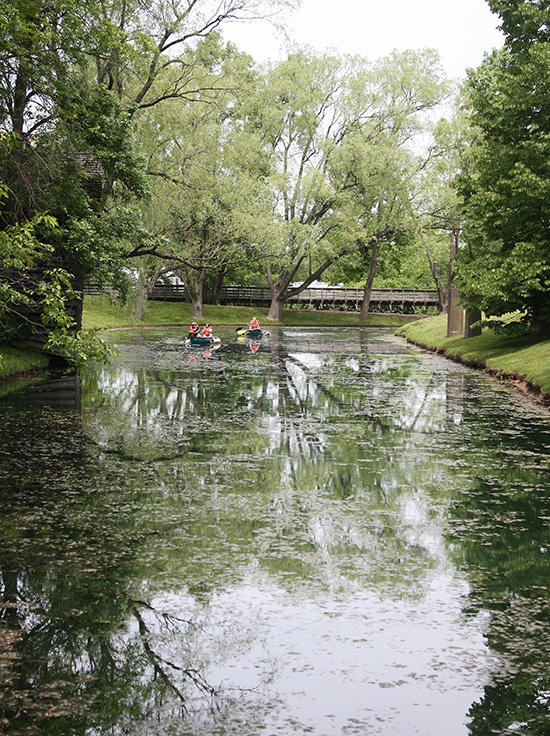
[1,327,550,735]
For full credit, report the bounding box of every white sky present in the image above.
[224,0,504,80]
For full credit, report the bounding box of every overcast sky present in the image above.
[224,0,504,80]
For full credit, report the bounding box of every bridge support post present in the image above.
[465,308,482,338]
[447,287,464,337]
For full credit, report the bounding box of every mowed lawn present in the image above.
[81,295,419,330]
[398,314,550,398]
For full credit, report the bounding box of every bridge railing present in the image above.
[84,284,440,310]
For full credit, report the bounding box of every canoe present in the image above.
[244,328,269,339]
[186,335,221,346]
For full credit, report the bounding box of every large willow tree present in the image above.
[249,49,446,321]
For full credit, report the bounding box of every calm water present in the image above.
[1,326,550,736]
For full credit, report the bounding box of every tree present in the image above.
[455,2,550,334]
[91,0,293,108]
[355,50,447,319]
[413,96,476,313]
[0,0,291,356]
[134,36,275,318]
[487,0,550,51]
[250,50,356,321]
[0,178,114,365]
[0,0,153,360]
[251,49,446,321]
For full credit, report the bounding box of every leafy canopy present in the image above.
[455,5,550,333]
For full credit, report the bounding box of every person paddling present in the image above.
[249,316,259,330]
[188,321,200,339]
[202,323,213,337]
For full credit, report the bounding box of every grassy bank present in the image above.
[397,314,550,402]
[0,345,50,382]
[82,295,420,330]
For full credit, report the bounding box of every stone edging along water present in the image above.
[401,335,550,409]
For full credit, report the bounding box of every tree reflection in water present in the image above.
[0,326,549,735]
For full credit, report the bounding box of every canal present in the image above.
[1,326,550,735]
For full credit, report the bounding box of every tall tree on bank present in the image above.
[0,0,291,357]
[414,98,476,313]
[455,1,550,333]
[0,0,149,361]
[354,49,447,318]
[253,50,357,321]
[253,49,446,321]
[137,37,274,318]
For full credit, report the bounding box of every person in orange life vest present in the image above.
[201,323,213,337]
[188,321,200,339]
[249,317,259,330]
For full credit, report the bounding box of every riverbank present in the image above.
[397,314,550,406]
[5,299,549,408]
[0,345,50,384]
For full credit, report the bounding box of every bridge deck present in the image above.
[146,284,439,310]
[84,284,440,313]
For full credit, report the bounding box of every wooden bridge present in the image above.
[144,284,440,313]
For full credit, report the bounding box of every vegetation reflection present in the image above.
[1,328,549,734]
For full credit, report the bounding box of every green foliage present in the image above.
[0,187,116,367]
[44,323,116,368]
[488,0,550,51]
[0,0,150,362]
[0,188,58,332]
[456,23,550,333]
[135,37,275,316]
[249,48,447,316]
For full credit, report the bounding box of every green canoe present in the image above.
[236,327,269,339]
[187,335,221,346]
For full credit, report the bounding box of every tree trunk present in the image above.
[531,292,550,335]
[266,249,349,321]
[426,247,447,313]
[266,265,290,321]
[267,293,285,321]
[267,275,287,320]
[416,226,448,313]
[448,230,459,287]
[131,261,164,321]
[191,293,203,319]
[185,269,206,319]
[359,237,383,321]
[211,265,226,305]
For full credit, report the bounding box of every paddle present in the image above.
[235,327,248,335]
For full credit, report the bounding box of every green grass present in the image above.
[82,295,420,330]
[0,345,50,381]
[397,314,550,397]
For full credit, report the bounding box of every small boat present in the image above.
[186,335,221,347]
[246,327,267,339]
[236,327,270,339]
